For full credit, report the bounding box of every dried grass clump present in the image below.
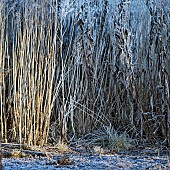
[56,143,69,153]
[110,133,134,152]
[98,126,134,152]
[77,125,135,152]
[97,126,134,152]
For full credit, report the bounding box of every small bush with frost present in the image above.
[102,126,134,152]
[81,125,134,152]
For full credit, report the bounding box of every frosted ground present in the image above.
[2,154,170,170]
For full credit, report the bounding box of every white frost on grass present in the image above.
[2,154,170,170]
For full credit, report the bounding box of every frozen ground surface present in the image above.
[2,154,170,170]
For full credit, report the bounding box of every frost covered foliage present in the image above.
[0,0,170,146]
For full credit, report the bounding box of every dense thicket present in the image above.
[0,0,169,147]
